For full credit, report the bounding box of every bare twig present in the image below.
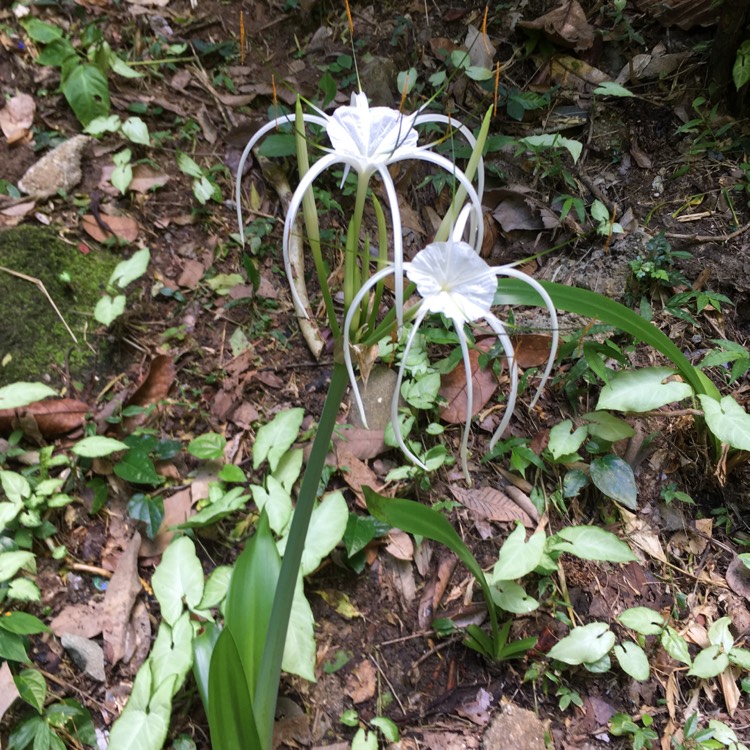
[665,220,750,243]
[0,265,78,344]
[255,157,325,360]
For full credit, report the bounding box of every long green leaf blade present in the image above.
[224,511,281,705]
[495,278,719,399]
[364,487,499,651]
[208,628,262,749]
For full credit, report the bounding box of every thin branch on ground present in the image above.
[0,265,78,344]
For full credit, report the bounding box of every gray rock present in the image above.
[60,633,106,682]
[349,365,399,431]
[18,135,91,198]
[482,702,547,750]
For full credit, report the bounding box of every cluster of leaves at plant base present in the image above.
[8,698,96,750]
[20,17,142,127]
[0,384,84,605]
[105,408,350,750]
[497,277,750,456]
[364,488,635,660]
[0,390,98,750]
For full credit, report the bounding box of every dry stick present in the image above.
[370,652,406,715]
[257,157,325,359]
[665,220,750,243]
[0,266,78,344]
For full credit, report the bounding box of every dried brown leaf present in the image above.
[345,659,377,704]
[0,398,89,437]
[101,532,142,666]
[139,489,193,558]
[510,334,555,369]
[123,355,175,432]
[439,343,499,424]
[385,529,414,561]
[81,214,140,243]
[384,554,416,605]
[457,687,493,726]
[548,55,610,92]
[519,0,595,50]
[720,666,741,717]
[333,426,387,461]
[0,93,35,143]
[0,662,20,723]
[451,485,532,526]
[726,557,750,601]
[417,553,457,629]
[336,445,381,510]
[0,199,36,227]
[129,164,170,194]
[50,601,103,639]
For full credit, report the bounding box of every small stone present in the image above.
[349,366,399,431]
[482,701,547,750]
[18,135,91,198]
[61,633,106,682]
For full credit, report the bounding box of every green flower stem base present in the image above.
[253,361,348,749]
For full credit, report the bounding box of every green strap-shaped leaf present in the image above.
[208,628,262,750]
[364,487,499,654]
[495,278,717,399]
[224,510,281,705]
[192,621,220,716]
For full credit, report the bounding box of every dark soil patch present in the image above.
[2,0,750,748]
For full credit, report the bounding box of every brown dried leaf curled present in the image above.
[0,398,89,437]
[451,485,533,526]
[439,343,500,424]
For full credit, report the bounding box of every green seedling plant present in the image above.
[340,708,399,750]
[20,17,142,127]
[675,712,749,750]
[7,698,97,750]
[0,384,100,749]
[699,339,750,384]
[211,37,568,739]
[176,152,223,205]
[733,40,750,91]
[81,115,152,194]
[609,712,659,750]
[212,35,750,741]
[675,96,736,156]
[94,247,150,325]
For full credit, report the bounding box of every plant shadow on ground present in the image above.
[1,0,750,748]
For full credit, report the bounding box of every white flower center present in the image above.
[326,92,419,166]
[406,241,497,323]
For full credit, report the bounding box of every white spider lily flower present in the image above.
[343,233,559,482]
[236,91,485,327]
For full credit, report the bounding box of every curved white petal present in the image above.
[406,240,497,324]
[483,311,519,450]
[376,164,405,329]
[326,92,419,167]
[454,320,474,482]
[391,306,430,471]
[282,152,343,317]
[413,113,485,200]
[391,150,484,250]
[451,204,474,244]
[343,265,398,428]
[235,113,328,242]
[494,267,559,407]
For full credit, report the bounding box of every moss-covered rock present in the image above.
[0,225,117,385]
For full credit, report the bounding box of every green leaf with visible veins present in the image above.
[61,62,110,126]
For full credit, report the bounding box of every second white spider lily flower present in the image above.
[343,231,559,482]
[236,91,485,327]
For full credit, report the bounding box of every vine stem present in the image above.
[253,362,348,749]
